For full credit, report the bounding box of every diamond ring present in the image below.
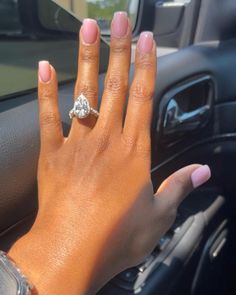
[69,94,99,119]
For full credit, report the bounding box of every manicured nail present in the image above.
[191,165,211,188]
[38,61,51,83]
[138,31,154,54]
[112,11,128,38]
[81,18,98,44]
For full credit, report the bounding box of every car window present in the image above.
[0,0,79,99]
[54,0,139,34]
[0,0,109,100]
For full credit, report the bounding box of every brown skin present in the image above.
[9,18,203,295]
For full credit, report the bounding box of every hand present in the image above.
[8,12,211,295]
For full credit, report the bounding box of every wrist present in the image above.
[8,228,100,295]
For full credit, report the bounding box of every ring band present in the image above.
[69,94,99,119]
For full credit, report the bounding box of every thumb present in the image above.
[155,164,211,207]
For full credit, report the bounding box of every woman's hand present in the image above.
[9,12,211,295]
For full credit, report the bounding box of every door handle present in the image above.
[163,98,211,136]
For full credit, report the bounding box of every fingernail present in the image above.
[138,31,154,54]
[112,11,128,38]
[191,165,211,188]
[38,61,51,83]
[81,18,98,44]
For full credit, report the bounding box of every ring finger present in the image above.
[69,19,100,138]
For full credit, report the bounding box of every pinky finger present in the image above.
[123,32,156,149]
[38,61,63,152]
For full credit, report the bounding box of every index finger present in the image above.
[38,61,63,152]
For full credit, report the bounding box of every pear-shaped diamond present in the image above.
[73,94,91,119]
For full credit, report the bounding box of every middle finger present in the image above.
[96,12,131,131]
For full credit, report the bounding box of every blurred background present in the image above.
[0,0,138,98]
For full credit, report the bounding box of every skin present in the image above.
[8,15,210,295]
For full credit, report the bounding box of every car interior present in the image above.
[1,0,236,294]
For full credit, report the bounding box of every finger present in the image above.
[96,12,131,131]
[38,61,63,152]
[123,32,156,149]
[155,164,211,210]
[70,19,100,137]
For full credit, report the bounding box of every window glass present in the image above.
[55,0,140,34]
[0,0,109,100]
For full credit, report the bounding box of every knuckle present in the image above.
[40,87,53,102]
[122,135,150,157]
[39,155,55,171]
[111,41,129,55]
[121,135,136,153]
[93,132,110,154]
[105,74,128,94]
[131,81,154,102]
[40,112,59,127]
[75,83,98,98]
[80,47,98,63]
[136,55,154,70]
[135,142,151,157]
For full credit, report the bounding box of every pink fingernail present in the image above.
[38,61,51,83]
[112,11,128,38]
[138,31,154,54]
[81,19,98,44]
[191,165,211,188]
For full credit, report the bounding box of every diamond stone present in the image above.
[73,94,90,119]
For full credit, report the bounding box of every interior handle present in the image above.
[163,98,211,135]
